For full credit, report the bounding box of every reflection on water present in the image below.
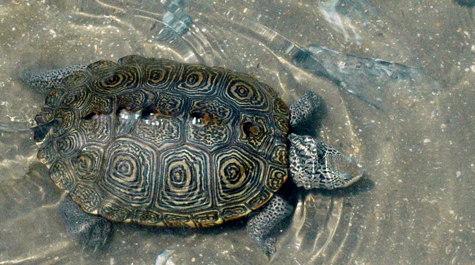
[319,0,378,45]
[292,44,441,110]
[1,0,475,264]
[159,0,194,37]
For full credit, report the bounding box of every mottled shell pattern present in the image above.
[33,55,290,228]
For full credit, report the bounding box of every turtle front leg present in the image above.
[247,195,293,255]
[59,195,112,251]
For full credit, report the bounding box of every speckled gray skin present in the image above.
[289,90,324,131]
[247,91,362,255]
[247,195,293,255]
[288,91,361,190]
[22,64,87,91]
[59,196,112,251]
[289,134,362,189]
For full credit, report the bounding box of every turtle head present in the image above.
[288,133,363,190]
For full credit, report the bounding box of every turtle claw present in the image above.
[260,237,277,256]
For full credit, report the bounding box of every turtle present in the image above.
[27,55,363,255]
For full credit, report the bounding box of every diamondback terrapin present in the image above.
[28,55,362,255]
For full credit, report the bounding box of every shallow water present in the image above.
[1,0,475,264]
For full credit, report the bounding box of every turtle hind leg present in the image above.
[247,195,293,255]
[21,64,87,92]
[59,195,112,251]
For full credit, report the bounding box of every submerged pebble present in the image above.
[155,249,176,265]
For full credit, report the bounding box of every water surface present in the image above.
[0,0,474,264]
